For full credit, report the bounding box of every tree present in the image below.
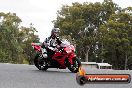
[0,12,40,64]
[0,12,22,63]
[53,0,118,62]
[19,24,39,64]
[99,7,132,69]
[53,0,132,69]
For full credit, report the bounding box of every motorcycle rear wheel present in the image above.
[34,54,48,71]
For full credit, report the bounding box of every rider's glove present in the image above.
[42,42,49,47]
[53,48,59,52]
[56,45,60,49]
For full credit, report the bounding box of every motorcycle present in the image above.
[31,39,81,73]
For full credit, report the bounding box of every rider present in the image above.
[41,28,62,58]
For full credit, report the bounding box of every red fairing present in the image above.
[31,43,41,52]
[51,44,77,68]
[64,45,75,53]
[52,52,67,68]
[68,52,76,64]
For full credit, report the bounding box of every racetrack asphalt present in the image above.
[0,63,131,88]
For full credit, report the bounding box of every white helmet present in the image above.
[51,28,60,36]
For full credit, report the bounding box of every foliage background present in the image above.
[53,0,132,70]
[0,0,132,70]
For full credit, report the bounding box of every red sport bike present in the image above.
[31,39,81,73]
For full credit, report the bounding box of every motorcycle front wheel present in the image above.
[68,58,81,73]
[34,54,48,71]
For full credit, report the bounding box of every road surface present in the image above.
[0,63,131,88]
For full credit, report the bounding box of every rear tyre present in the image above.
[34,54,48,71]
[68,58,81,73]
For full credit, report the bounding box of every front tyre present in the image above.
[68,58,81,73]
[34,54,48,71]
